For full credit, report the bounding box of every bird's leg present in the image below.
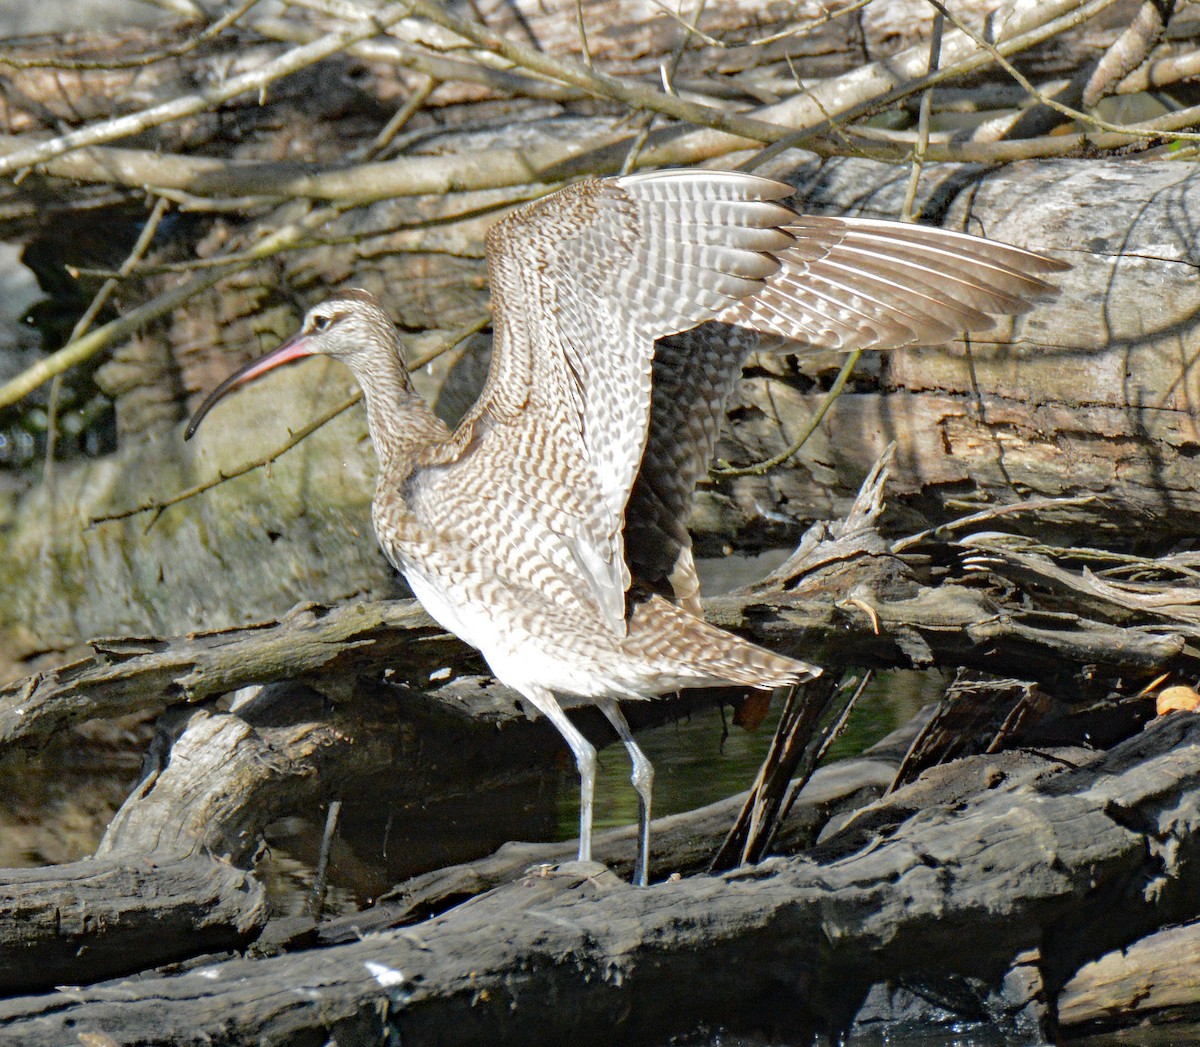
[522,686,597,863]
[596,697,653,887]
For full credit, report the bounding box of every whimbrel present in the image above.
[186,169,1067,885]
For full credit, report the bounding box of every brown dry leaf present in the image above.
[733,690,774,731]
[1156,685,1200,716]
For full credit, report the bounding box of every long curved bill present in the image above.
[184,333,314,440]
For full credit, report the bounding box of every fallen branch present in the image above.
[4,714,1196,1044]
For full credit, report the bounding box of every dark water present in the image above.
[565,669,933,839]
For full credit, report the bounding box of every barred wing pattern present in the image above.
[464,170,1066,634]
[468,171,798,633]
[718,215,1068,349]
[623,323,759,615]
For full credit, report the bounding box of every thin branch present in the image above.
[73,192,528,277]
[0,2,420,178]
[711,349,862,479]
[645,0,875,51]
[574,0,592,68]
[73,197,174,342]
[901,12,943,224]
[821,99,1200,162]
[0,204,346,410]
[1083,0,1175,108]
[38,195,171,530]
[248,11,583,102]
[0,0,262,71]
[398,0,791,143]
[923,0,1200,143]
[890,496,1099,555]
[352,75,436,161]
[747,0,1124,171]
[128,390,364,533]
[88,313,492,528]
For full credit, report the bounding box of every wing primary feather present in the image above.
[456,169,1065,638]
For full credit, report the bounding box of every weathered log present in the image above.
[5,487,1196,758]
[1057,918,1200,1033]
[2,712,1197,1045]
[0,853,265,995]
[309,711,920,944]
[0,677,554,993]
[0,648,908,993]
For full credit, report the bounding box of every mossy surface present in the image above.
[0,364,402,667]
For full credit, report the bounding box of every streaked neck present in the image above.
[351,351,453,481]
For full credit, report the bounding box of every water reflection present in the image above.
[558,669,939,840]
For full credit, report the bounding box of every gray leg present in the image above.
[523,687,597,863]
[597,697,654,886]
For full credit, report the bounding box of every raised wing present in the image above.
[461,170,799,634]
[459,169,1067,635]
[717,215,1068,349]
[623,323,759,615]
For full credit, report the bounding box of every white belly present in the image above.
[401,565,645,701]
[402,566,494,656]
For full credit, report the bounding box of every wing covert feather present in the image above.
[463,171,799,634]
[455,170,1066,634]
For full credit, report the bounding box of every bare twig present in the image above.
[0,0,261,71]
[250,8,583,101]
[353,75,437,161]
[747,0,1124,171]
[398,0,791,144]
[711,349,862,479]
[1083,0,1175,108]
[0,205,346,411]
[901,12,943,224]
[890,497,1099,555]
[820,98,1200,162]
[87,313,492,528]
[76,193,529,277]
[645,0,875,51]
[0,2,420,178]
[923,0,1200,143]
[41,194,171,478]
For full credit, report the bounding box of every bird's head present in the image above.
[184,288,399,440]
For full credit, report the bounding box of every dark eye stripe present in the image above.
[310,310,345,332]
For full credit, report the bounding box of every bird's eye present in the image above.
[312,314,331,332]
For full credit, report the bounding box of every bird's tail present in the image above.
[630,594,819,690]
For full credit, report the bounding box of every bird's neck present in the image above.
[354,353,454,484]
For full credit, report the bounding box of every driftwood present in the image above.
[3,4,1200,1040]
[0,683,912,994]
[1,456,1199,1040]
[1058,918,1200,1030]
[1,711,1197,1044]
